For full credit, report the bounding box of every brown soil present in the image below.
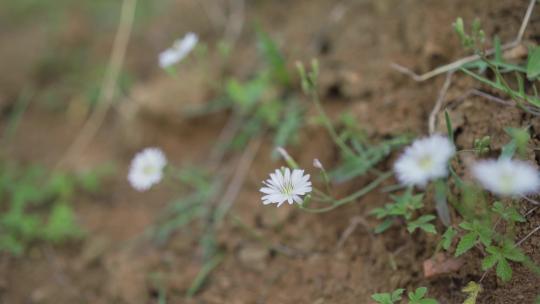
[1,0,539,303]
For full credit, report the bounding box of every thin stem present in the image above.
[312,188,333,202]
[55,0,137,170]
[300,171,392,213]
[186,253,223,297]
[311,90,355,156]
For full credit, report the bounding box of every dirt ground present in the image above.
[1,0,539,303]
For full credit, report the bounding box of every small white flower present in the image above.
[158,32,198,68]
[394,134,455,187]
[260,168,312,207]
[128,147,167,191]
[472,158,540,196]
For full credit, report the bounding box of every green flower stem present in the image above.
[312,188,333,202]
[310,90,355,157]
[300,171,392,213]
[186,253,223,297]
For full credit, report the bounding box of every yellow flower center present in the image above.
[143,165,157,176]
[499,173,514,193]
[418,155,434,171]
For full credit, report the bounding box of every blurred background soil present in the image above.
[0,0,539,303]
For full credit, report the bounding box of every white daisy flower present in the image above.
[128,147,167,191]
[394,134,455,187]
[260,168,312,207]
[471,158,540,196]
[158,32,198,68]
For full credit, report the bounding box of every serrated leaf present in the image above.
[496,257,512,282]
[374,218,394,234]
[492,201,525,223]
[455,232,477,256]
[441,227,457,250]
[391,289,405,301]
[407,215,437,234]
[481,254,498,270]
[501,243,525,262]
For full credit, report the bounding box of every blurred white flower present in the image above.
[159,32,198,68]
[472,158,540,196]
[128,147,167,191]
[260,168,312,207]
[394,134,455,187]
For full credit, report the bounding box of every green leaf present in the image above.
[371,289,404,304]
[481,254,498,270]
[527,46,540,80]
[444,110,454,144]
[46,173,75,200]
[413,287,428,299]
[496,257,512,282]
[455,232,477,256]
[255,27,289,85]
[374,218,394,234]
[441,227,457,250]
[434,179,451,226]
[407,215,437,234]
[329,135,410,183]
[43,203,82,242]
[504,127,529,158]
[391,289,405,301]
[408,287,439,304]
[492,201,525,223]
[493,36,503,63]
[272,100,303,152]
[500,140,516,159]
[501,242,525,262]
[0,234,24,255]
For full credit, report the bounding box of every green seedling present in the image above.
[371,288,404,304]
[371,189,436,234]
[0,162,110,255]
[407,287,439,304]
[482,240,526,282]
[439,226,458,251]
[455,219,493,256]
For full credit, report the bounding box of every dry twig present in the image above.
[428,71,454,134]
[56,0,137,169]
[215,138,263,226]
